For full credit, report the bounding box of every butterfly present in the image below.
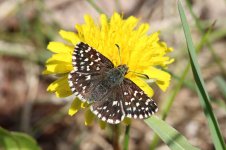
[68,42,158,124]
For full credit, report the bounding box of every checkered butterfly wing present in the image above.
[90,87,125,124]
[90,78,158,124]
[68,42,114,102]
[121,78,158,119]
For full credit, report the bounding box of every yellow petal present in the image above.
[81,102,89,108]
[44,64,72,74]
[68,98,82,116]
[167,47,174,52]
[55,89,72,97]
[47,76,68,92]
[47,75,73,97]
[47,42,74,54]
[46,53,72,64]
[110,12,122,25]
[100,14,108,33]
[42,70,53,75]
[164,58,174,66]
[59,30,80,45]
[148,31,160,44]
[137,23,149,36]
[98,120,106,129]
[84,14,95,26]
[123,117,131,125]
[150,57,170,66]
[143,67,171,91]
[85,109,95,126]
[123,16,138,30]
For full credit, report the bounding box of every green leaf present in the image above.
[0,127,19,150]
[177,1,226,150]
[0,127,41,150]
[145,116,199,150]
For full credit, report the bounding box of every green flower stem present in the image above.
[86,0,105,14]
[185,0,226,76]
[123,125,131,150]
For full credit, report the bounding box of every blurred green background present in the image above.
[0,0,226,150]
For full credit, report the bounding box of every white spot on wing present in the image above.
[72,56,76,60]
[127,114,131,118]
[86,66,90,71]
[139,114,144,119]
[115,120,120,124]
[85,75,91,80]
[134,91,138,96]
[96,66,100,70]
[112,101,118,106]
[102,117,106,121]
[107,119,114,124]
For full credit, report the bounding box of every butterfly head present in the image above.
[117,64,128,76]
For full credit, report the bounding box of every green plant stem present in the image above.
[185,0,226,76]
[123,125,130,150]
[86,0,105,14]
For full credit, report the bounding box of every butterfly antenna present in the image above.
[128,70,149,79]
[115,44,122,64]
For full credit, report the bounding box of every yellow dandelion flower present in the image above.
[44,13,173,126]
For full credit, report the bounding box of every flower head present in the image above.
[44,13,173,126]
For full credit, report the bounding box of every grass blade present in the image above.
[145,116,199,150]
[178,1,226,150]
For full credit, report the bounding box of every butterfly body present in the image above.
[89,65,128,102]
[68,42,158,124]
